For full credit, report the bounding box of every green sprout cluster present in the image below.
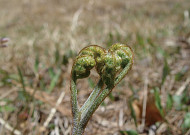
[71,43,133,135]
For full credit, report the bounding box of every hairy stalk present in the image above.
[70,44,133,135]
[80,79,104,113]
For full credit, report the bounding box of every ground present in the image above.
[0,0,190,135]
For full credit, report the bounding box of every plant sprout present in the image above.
[70,43,133,135]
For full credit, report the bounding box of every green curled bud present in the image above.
[100,43,133,86]
[78,45,106,75]
[72,55,96,79]
[72,44,133,86]
[109,43,133,68]
[72,45,107,79]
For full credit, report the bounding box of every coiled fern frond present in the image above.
[71,44,133,135]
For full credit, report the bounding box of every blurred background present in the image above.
[0,0,190,134]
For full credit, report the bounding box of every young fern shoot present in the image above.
[70,43,133,135]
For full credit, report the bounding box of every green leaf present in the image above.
[0,105,15,113]
[173,86,189,111]
[40,79,46,91]
[34,55,39,73]
[136,33,147,54]
[48,70,61,92]
[147,38,156,48]
[62,54,69,65]
[154,87,164,117]
[3,105,15,112]
[173,95,182,110]
[157,46,167,58]
[120,130,138,135]
[48,123,55,129]
[9,74,20,81]
[161,59,170,85]
[128,98,137,126]
[18,90,29,101]
[136,33,145,47]
[166,94,173,111]
[17,67,30,101]
[107,32,114,47]
[17,67,25,91]
[175,72,184,81]
[175,66,188,81]
[182,113,190,130]
[55,48,60,64]
[48,68,55,79]
[181,86,190,104]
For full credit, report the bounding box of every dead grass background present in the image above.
[0,0,190,135]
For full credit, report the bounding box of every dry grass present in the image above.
[0,0,190,134]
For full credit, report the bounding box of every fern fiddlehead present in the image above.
[71,44,133,135]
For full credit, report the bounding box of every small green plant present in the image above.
[120,130,138,135]
[70,43,133,135]
[182,112,190,132]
